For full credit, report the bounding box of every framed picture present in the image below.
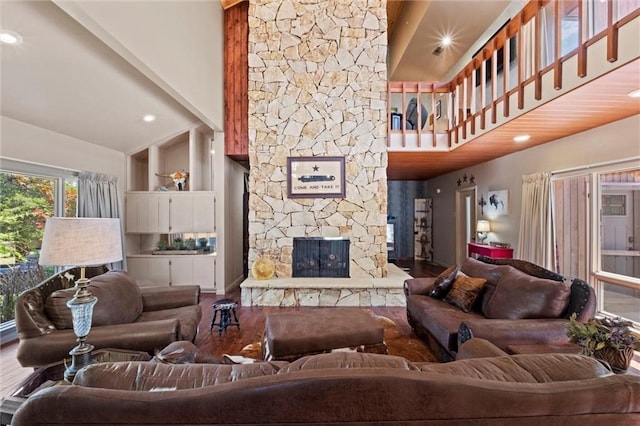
[287,156,346,199]
[435,99,442,119]
[487,189,509,217]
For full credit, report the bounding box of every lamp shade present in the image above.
[39,218,123,267]
[476,220,491,233]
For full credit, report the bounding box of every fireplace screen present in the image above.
[292,237,349,278]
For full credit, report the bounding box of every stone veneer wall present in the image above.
[247,0,388,278]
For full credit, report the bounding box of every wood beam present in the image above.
[220,0,245,10]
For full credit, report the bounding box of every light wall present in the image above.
[0,116,125,186]
[427,114,640,266]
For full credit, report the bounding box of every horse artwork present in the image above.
[156,170,189,191]
[488,190,509,216]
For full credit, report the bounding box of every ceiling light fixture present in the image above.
[0,29,23,45]
[143,114,156,123]
[513,134,531,143]
[441,36,452,47]
[627,89,640,98]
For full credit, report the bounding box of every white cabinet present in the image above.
[125,192,215,234]
[126,256,171,287]
[125,126,218,292]
[168,192,215,233]
[127,254,216,290]
[125,191,216,290]
[125,193,161,233]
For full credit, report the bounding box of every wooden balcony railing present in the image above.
[388,0,640,150]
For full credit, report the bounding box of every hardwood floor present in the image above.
[195,260,442,361]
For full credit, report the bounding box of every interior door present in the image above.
[455,187,477,264]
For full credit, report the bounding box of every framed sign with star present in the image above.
[287,156,346,199]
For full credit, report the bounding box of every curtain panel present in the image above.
[77,172,124,270]
[518,172,555,269]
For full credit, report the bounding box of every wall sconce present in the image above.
[476,220,491,243]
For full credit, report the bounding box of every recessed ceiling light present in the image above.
[628,89,640,98]
[143,114,156,122]
[441,36,452,47]
[0,30,23,45]
[513,134,531,143]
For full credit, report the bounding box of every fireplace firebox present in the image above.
[292,237,349,278]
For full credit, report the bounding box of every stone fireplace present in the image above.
[292,237,350,278]
[247,0,388,280]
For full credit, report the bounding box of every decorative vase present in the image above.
[595,346,634,373]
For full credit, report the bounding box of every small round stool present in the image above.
[210,298,240,336]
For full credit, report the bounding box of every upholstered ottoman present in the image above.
[262,309,387,361]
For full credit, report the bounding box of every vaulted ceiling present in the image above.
[1,1,638,180]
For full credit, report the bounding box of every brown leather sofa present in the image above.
[12,343,640,425]
[14,266,202,367]
[405,256,596,361]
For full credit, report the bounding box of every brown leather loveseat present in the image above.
[15,266,202,367]
[405,256,596,361]
[12,347,640,425]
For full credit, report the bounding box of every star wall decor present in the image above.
[457,173,475,187]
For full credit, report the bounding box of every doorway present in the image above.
[455,187,477,264]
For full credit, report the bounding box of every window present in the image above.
[553,163,640,326]
[596,168,640,324]
[0,159,77,327]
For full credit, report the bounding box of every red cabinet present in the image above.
[467,243,513,259]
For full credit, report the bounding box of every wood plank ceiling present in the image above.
[387,58,640,180]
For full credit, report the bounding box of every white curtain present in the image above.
[78,172,124,270]
[518,172,555,269]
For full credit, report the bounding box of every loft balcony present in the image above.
[387,0,640,180]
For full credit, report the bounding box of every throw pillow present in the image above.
[429,264,460,299]
[443,275,487,312]
[482,266,571,319]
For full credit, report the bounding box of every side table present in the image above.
[468,242,513,259]
[210,299,240,336]
[0,348,150,425]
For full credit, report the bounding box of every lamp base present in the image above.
[64,342,95,382]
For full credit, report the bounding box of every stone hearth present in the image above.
[240,263,410,307]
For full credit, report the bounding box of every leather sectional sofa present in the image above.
[14,266,202,367]
[405,256,596,361]
[12,343,640,425]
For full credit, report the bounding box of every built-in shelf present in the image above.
[125,125,218,291]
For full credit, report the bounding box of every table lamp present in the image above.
[38,217,123,381]
[476,220,491,243]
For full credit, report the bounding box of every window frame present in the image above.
[0,158,79,341]
[589,160,640,325]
